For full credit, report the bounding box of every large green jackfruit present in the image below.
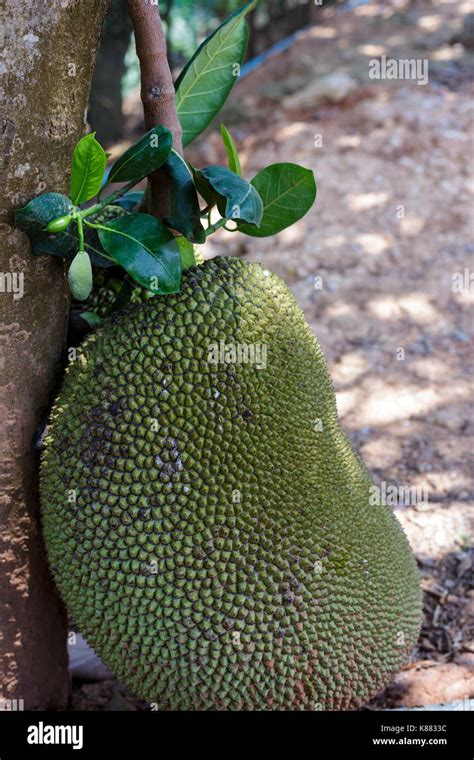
[41,257,421,710]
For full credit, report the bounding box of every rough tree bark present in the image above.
[128,0,183,217]
[0,0,110,710]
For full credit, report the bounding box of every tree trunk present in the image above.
[0,0,110,710]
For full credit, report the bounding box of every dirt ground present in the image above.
[72,0,473,710]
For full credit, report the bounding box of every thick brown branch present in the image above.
[127,0,183,216]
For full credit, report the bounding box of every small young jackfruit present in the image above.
[41,257,421,710]
[68,251,93,301]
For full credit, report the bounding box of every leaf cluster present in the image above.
[15,1,316,318]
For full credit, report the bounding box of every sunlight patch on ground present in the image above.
[360,437,403,468]
[323,233,347,248]
[357,44,385,56]
[347,191,389,211]
[398,294,440,322]
[417,14,443,32]
[397,503,471,560]
[324,301,355,319]
[368,293,438,323]
[419,470,471,494]
[453,290,474,306]
[274,122,309,141]
[354,4,379,17]
[338,377,470,428]
[355,232,390,255]
[336,134,362,149]
[337,383,442,425]
[335,388,358,418]
[411,358,457,382]
[279,224,305,246]
[399,216,426,236]
[309,26,336,39]
[332,351,369,384]
[432,44,464,61]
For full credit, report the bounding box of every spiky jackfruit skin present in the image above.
[41,257,421,710]
[80,270,154,318]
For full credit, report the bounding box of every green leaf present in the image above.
[177,236,196,269]
[175,0,258,147]
[79,311,103,328]
[15,192,112,267]
[16,192,72,241]
[70,133,107,205]
[191,166,218,207]
[112,191,144,212]
[194,166,263,225]
[220,123,242,176]
[106,126,172,186]
[162,150,206,244]
[238,163,316,237]
[96,213,181,294]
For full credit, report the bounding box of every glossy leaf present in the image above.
[191,165,218,207]
[97,213,181,294]
[112,191,144,212]
[220,123,241,176]
[15,192,112,267]
[16,192,72,238]
[238,163,316,237]
[175,0,258,146]
[195,166,263,225]
[162,150,206,244]
[177,236,196,269]
[79,311,103,328]
[70,133,107,205]
[105,126,172,186]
